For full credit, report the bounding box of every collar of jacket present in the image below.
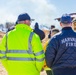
[15,24,33,32]
[62,27,72,31]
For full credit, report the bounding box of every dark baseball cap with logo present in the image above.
[60,14,72,24]
[17,13,31,21]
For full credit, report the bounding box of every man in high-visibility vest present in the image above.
[0,13,45,75]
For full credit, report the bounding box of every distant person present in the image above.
[51,28,60,37]
[43,28,59,75]
[46,14,76,75]
[48,25,55,38]
[34,22,45,41]
[0,13,45,75]
[51,25,55,29]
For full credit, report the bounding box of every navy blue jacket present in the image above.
[45,27,76,70]
[34,28,45,40]
[33,22,45,40]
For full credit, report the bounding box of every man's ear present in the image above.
[60,22,62,27]
[71,23,72,26]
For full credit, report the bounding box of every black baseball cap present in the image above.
[17,13,31,21]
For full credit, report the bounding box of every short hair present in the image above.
[51,25,55,29]
[48,28,59,38]
[18,21,25,24]
[51,28,60,33]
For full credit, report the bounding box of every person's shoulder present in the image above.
[38,29,45,34]
[68,30,76,36]
[33,28,39,33]
[52,31,62,39]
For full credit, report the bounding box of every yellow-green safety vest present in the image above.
[0,24,45,75]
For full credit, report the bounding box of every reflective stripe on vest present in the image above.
[6,50,33,54]
[0,56,6,59]
[0,50,6,54]
[7,57,45,61]
[6,32,34,54]
[6,50,44,55]
[5,32,44,61]
[28,32,34,53]
[1,50,44,61]
[7,57,35,61]
[35,50,44,56]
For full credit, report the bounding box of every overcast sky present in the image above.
[0,0,76,28]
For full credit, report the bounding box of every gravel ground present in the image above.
[0,63,7,75]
